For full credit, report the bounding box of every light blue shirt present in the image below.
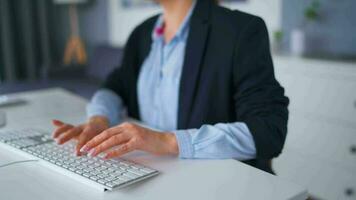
[87,2,256,160]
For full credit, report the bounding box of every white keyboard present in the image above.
[0,129,159,191]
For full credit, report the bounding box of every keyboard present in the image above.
[0,129,159,191]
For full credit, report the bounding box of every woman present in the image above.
[52,0,289,173]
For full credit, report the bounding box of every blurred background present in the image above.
[0,0,355,199]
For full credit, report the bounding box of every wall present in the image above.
[107,0,160,47]
[282,0,356,58]
[107,0,283,47]
[80,0,110,50]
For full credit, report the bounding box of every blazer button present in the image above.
[345,188,354,197]
[350,145,356,154]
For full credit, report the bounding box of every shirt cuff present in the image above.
[86,89,122,126]
[86,104,111,119]
[172,130,194,158]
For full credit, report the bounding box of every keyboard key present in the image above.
[131,164,143,170]
[113,169,125,174]
[90,176,99,181]
[127,169,145,176]
[123,172,139,179]
[97,179,107,184]
[102,169,111,174]
[140,168,156,173]
[112,179,126,186]
[90,170,100,176]
[105,182,116,188]
[83,168,92,173]
[68,167,76,172]
[117,176,130,181]
[105,176,116,182]
[120,161,131,166]
[97,174,108,179]
[77,165,84,170]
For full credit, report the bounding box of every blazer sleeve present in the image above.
[232,17,289,159]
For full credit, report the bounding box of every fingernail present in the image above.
[103,154,109,160]
[88,149,96,157]
[80,145,89,153]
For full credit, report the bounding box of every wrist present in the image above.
[161,132,179,155]
[89,116,109,129]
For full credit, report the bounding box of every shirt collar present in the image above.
[152,0,197,42]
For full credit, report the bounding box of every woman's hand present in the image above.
[80,122,179,159]
[52,116,109,155]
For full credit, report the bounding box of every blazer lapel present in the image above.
[178,0,211,129]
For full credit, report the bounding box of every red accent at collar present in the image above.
[155,23,165,36]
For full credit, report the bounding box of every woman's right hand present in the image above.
[52,116,109,156]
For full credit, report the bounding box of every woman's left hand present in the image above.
[80,122,179,159]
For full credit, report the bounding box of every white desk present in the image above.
[0,88,308,200]
[273,56,356,199]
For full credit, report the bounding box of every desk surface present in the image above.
[0,88,308,200]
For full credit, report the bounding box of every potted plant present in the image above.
[304,0,320,23]
[273,30,284,54]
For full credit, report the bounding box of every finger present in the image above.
[52,119,64,127]
[104,141,135,159]
[88,134,129,157]
[52,124,73,138]
[57,127,82,145]
[75,129,94,156]
[81,127,123,152]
